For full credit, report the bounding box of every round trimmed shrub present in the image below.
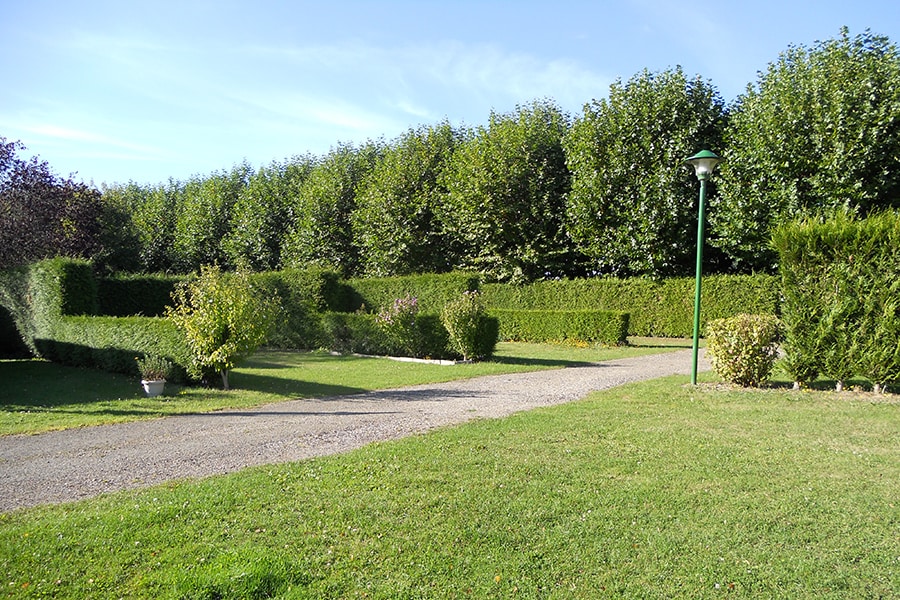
[706,313,783,387]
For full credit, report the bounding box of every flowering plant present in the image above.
[375,294,421,356]
[136,354,174,381]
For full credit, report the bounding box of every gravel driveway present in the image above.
[0,349,708,513]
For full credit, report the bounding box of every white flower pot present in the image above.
[141,379,166,397]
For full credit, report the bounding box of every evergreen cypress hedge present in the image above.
[773,210,900,389]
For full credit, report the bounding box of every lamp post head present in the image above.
[685,150,721,180]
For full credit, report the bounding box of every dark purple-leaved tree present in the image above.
[0,137,103,269]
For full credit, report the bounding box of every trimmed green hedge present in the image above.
[345,272,480,315]
[490,309,629,345]
[0,259,190,378]
[42,316,189,381]
[97,273,182,317]
[481,275,779,337]
[318,312,459,359]
[0,258,99,356]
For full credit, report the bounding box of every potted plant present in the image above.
[135,354,173,397]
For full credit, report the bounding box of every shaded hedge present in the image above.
[489,309,629,345]
[43,316,188,381]
[97,273,182,317]
[318,312,451,359]
[481,275,779,337]
[0,305,29,358]
[0,259,189,378]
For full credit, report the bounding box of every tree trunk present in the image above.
[221,369,230,390]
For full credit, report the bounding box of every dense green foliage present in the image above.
[167,266,280,389]
[480,275,779,338]
[97,272,183,317]
[82,28,900,280]
[345,272,479,315]
[491,309,629,346]
[439,99,580,281]
[773,210,900,389]
[0,258,188,377]
[706,313,783,386]
[223,156,316,271]
[318,312,454,359]
[354,122,464,276]
[565,67,727,277]
[281,142,383,277]
[714,28,900,271]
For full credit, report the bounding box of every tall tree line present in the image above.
[6,29,900,281]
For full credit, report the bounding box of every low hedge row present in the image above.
[0,259,189,378]
[489,309,629,345]
[318,312,444,359]
[480,275,779,337]
[1,258,780,379]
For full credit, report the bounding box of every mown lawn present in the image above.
[0,354,896,599]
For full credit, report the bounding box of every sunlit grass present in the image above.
[0,373,896,598]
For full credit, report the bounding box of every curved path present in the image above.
[0,349,709,512]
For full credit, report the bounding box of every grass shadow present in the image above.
[0,359,138,410]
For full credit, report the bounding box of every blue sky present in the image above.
[2,0,897,186]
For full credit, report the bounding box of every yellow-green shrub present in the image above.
[706,314,783,387]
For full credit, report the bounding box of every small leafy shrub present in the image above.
[167,266,279,389]
[706,313,783,387]
[135,354,174,381]
[375,294,421,356]
[442,291,494,360]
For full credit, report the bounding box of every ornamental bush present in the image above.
[441,291,496,361]
[706,314,783,387]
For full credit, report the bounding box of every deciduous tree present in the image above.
[0,137,103,269]
[167,265,279,389]
[354,122,464,276]
[439,99,577,282]
[713,28,900,272]
[564,67,726,278]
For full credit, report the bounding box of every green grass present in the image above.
[0,372,896,599]
[0,341,680,436]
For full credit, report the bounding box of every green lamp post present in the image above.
[685,150,721,385]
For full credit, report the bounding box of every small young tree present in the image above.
[167,265,279,389]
